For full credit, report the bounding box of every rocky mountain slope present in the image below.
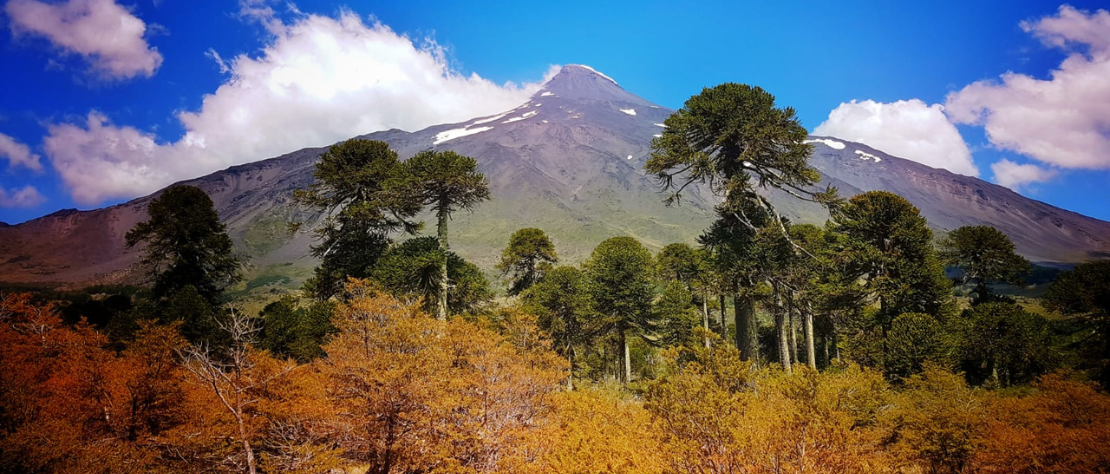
[802,137,1110,263]
[2,65,1107,288]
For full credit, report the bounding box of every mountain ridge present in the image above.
[1,65,1107,288]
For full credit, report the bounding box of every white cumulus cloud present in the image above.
[813,99,979,176]
[41,11,554,205]
[45,112,164,205]
[5,0,163,80]
[0,132,42,171]
[946,5,1110,171]
[991,159,1058,191]
[0,185,46,208]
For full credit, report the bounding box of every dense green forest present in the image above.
[2,84,1108,473]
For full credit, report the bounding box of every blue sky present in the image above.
[1,0,1108,224]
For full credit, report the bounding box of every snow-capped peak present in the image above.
[567,64,618,85]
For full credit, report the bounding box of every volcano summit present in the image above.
[1,65,1108,288]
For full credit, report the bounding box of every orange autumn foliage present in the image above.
[526,386,665,474]
[647,343,893,474]
[881,366,984,474]
[0,293,189,473]
[6,290,1110,474]
[973,373,1110,473]
[253,360,346,474]
[318,281,567,474]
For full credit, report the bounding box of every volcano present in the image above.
[2,65,1108,288]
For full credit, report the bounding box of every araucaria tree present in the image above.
[656,243,712,348]
[700,208,767,362]
[830,191,954,377]
[831,191,953,329]
[778,223,837,370]
[646,83,839,234]
[497,227,558,296]
[939,225,1030,304]
[371,236,493,316]
[1043,260,1110,388]
[293,139,420,299]
[646,83,840,369]
[957,302,1056,386]
[584,236,654,384]
[126,185,242,306]
[401,150,491,320]
[522,265,597,388]
[126,185,240,344]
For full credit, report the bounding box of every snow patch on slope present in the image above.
[855,150,881,162]
[540,91,554,97]
[502,111,538,124]
[434,126,493,145]
[806,138,846,150]
[620,108,636,116]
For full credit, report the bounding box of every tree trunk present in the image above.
[805,310,817,370]
[989,357,999,386]
[735,293,749,359]
[239,409,257,474]
[975,280,989,305]
[775,290,792,374]
[621,329,631,385]
[735,289,758,363]
[788,300,799,366]
[436,209,449,321]
[823,332,830,369]
[231,387,257,474]
[567,343,575,390]
[777,312,792,374]
[703,290,711,348]
[718,293,727,337]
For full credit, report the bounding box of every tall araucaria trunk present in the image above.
[734,288,758,363]
[620,329,631,385]
[734,292,746,357]
[823,331,831,369]
[703,290,711,348]
[788,299,799,366]
[719,293,727,337]
[436,208,449,321]
[775,288,792,375]
[804,308,817,370]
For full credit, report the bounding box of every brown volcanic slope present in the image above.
[2,66,1107,287]
[801,137,1110,263]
